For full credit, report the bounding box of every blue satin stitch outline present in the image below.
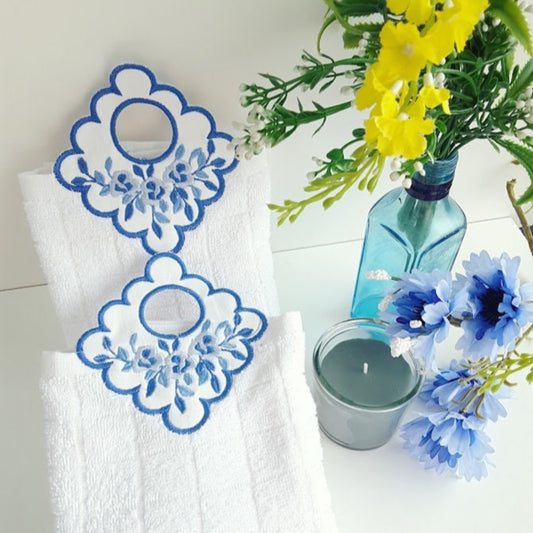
[76,253,268,434]
[54,63,238,254]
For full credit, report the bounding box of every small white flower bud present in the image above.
[492,18,501,27]
[390,337,412,358]
[414,161,424,172]
[482,23,489,32]
[516,100,526,110]
[340,85,355,95]
[363,32,371,39]
[391,80,404,95]
[306,171,316,181]
[517,130,527,139]
[391,158,402,170]
[390,171,401,181]
[402,177,412,189]
[359,38,368,48]
[435,72,446,85]
[365,269,392,280]
[378,295,394,312]
[409,320,423,329]
[423,72,435,87]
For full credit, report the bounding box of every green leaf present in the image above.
[526,368,533,384]
[489,0,533,55]
[507,59,533,101]
[333,0,385,18]
[493,137,533,204]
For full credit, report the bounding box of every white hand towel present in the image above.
[41,312,337,533]
[19,150,279,348]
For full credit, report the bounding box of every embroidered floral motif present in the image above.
[55,64,236,254]
[77,253,267,433]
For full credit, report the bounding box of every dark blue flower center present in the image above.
[477,286,505,326]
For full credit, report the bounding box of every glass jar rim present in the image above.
[312,318,424,412]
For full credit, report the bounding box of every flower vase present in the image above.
[350,152,466,319]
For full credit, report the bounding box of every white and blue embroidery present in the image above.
[54,64,237,254]
[77,253,267,433]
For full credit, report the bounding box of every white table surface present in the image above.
[1,217,532,532]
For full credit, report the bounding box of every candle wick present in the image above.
[363,362,369,375]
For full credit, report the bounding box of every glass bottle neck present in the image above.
[406,152,458,201]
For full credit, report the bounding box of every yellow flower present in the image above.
[424,0,488,62]
[355,64,397,110]
[419,85,451,114]
[387,0,433,26]
[378,21,429,82]
[365,91,435,159]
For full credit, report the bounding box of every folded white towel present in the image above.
[41,312,337,533]
[19,150,279,348]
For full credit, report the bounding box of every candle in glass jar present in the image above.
[312,319,423,450]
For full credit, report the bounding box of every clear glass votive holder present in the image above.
[312,318,423,450]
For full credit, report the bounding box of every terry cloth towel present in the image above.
[41,312,337,533]
[19,148,279,348]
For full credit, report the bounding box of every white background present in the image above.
[1,0,532,292]
[1,2,533,532]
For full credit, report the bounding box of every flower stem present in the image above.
[506,179,533,256]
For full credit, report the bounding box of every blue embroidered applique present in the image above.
[77,253,267,433]
[54,64,237,254]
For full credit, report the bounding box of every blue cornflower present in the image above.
[454,251,533,361]
[419,360,510,422]
[383,270,454,371]
[401,409,493,481]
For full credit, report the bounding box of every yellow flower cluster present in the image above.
[358,0,489,160]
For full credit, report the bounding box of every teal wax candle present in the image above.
[312,319,423,450]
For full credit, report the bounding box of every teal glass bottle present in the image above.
[350,152,466,319]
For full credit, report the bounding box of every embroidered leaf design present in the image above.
[177,385,194,397]
[132,164,144,178]
[184,203,194,222]
[117,346,129,361]
[174,395,186,413]
[230,350,247,361]
[102,336,112,350]
[210,375,220,394]
[94,354,110,363]
[147,164,154,178]
[211,157,225,168]
[135,196,146,213]
[105,157,113,173]
[196,362,209,385]
[171,337,180,352]
[146,377,157,397]
[99,185,110,196]
[237,328,254,338]
[154,212,170,224]
[159,199,168,213]
[207,139,215,155]
[175,144,185,159]
[158,339,170,352]
[158,371,169,388]
[183,373,193,386]
[77,157,89,175]
[93,170,106,185]
[125,202,134,221]
[129,333,138,350]
[72,177,88,187]
[152,220,163,239]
